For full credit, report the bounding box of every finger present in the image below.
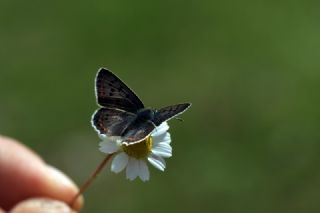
[10,198,77,213]
[0,136,83,211]
[0,208,6,213]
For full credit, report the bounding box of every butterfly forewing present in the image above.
[96,68,144,113]
[152,103,191,126]
[92,108,137,136]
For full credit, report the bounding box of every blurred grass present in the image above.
[1,0,320,212]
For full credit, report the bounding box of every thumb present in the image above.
[10,198,77,213]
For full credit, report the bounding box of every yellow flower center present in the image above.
[122,136,153,159]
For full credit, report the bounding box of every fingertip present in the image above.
[45,166,84,211]
[0,136,84,211]
[0,136,47,210]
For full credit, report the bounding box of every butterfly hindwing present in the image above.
[122,120,156,145]
[152,103,191,126]
[92,108,137,136]
[95,68,144,113]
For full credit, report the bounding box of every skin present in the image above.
[0,136,83,213]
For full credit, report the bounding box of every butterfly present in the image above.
[92,68,191,145]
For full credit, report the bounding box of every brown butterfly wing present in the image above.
[121,120,156,145]
[95,68,144,113]
[152,103,191,126]
[92,108,137,136]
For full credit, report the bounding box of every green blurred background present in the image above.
[1,0,320,212]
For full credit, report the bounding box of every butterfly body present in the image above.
[92,68,191,145]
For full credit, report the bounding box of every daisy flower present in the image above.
[98,121,172,181]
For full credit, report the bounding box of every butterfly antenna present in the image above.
[175,117,184,122]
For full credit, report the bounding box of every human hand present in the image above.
[0,136,83,213]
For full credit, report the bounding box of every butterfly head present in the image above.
[136,108,155,121]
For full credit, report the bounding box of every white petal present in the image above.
[111,153,129,173]
[138,160,150,181]
[153,132,171,146]
[99,141,119,154]
[152,142,172,158]
[151,122,169,137]
[126,157,139,181]
[147,154,166,171]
